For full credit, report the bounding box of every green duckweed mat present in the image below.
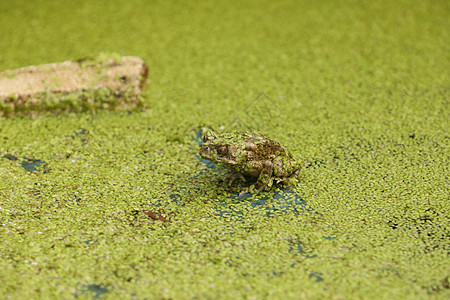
[0,0,449,299]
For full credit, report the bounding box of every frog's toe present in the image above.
[238,187,251,196]
[256,184,268,192]
[248,184,261,194]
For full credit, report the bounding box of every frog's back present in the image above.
[242,132,291,159]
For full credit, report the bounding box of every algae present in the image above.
[0,0,449,299]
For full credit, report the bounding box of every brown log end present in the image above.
[0,54,149,116]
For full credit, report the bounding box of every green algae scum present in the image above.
[0,0,449,299]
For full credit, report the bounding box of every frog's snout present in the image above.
[199,144,211,159]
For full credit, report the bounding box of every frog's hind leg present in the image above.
[275,173,299,189]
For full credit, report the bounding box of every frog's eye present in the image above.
[217,145,228,156]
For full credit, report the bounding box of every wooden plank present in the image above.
[0,54,149,115]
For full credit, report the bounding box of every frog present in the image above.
[199,131,301,192]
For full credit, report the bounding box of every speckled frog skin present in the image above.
[199,131,301,192]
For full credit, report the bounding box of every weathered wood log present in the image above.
[0,54,149,115]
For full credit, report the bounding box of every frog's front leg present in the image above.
[254,161,274,192]
[222,172,246,186]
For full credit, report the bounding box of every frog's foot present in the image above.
[222,172,246,186]
[275,174,299,189]
[254,183,268,193]
[238,180,270,195]
[254,174,274,192]
[238,187,251,196]
[275,177,288,184]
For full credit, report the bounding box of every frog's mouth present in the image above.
[199,144,214,161]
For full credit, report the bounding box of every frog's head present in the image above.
[199,131,244,167]
[202,131,217,144]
